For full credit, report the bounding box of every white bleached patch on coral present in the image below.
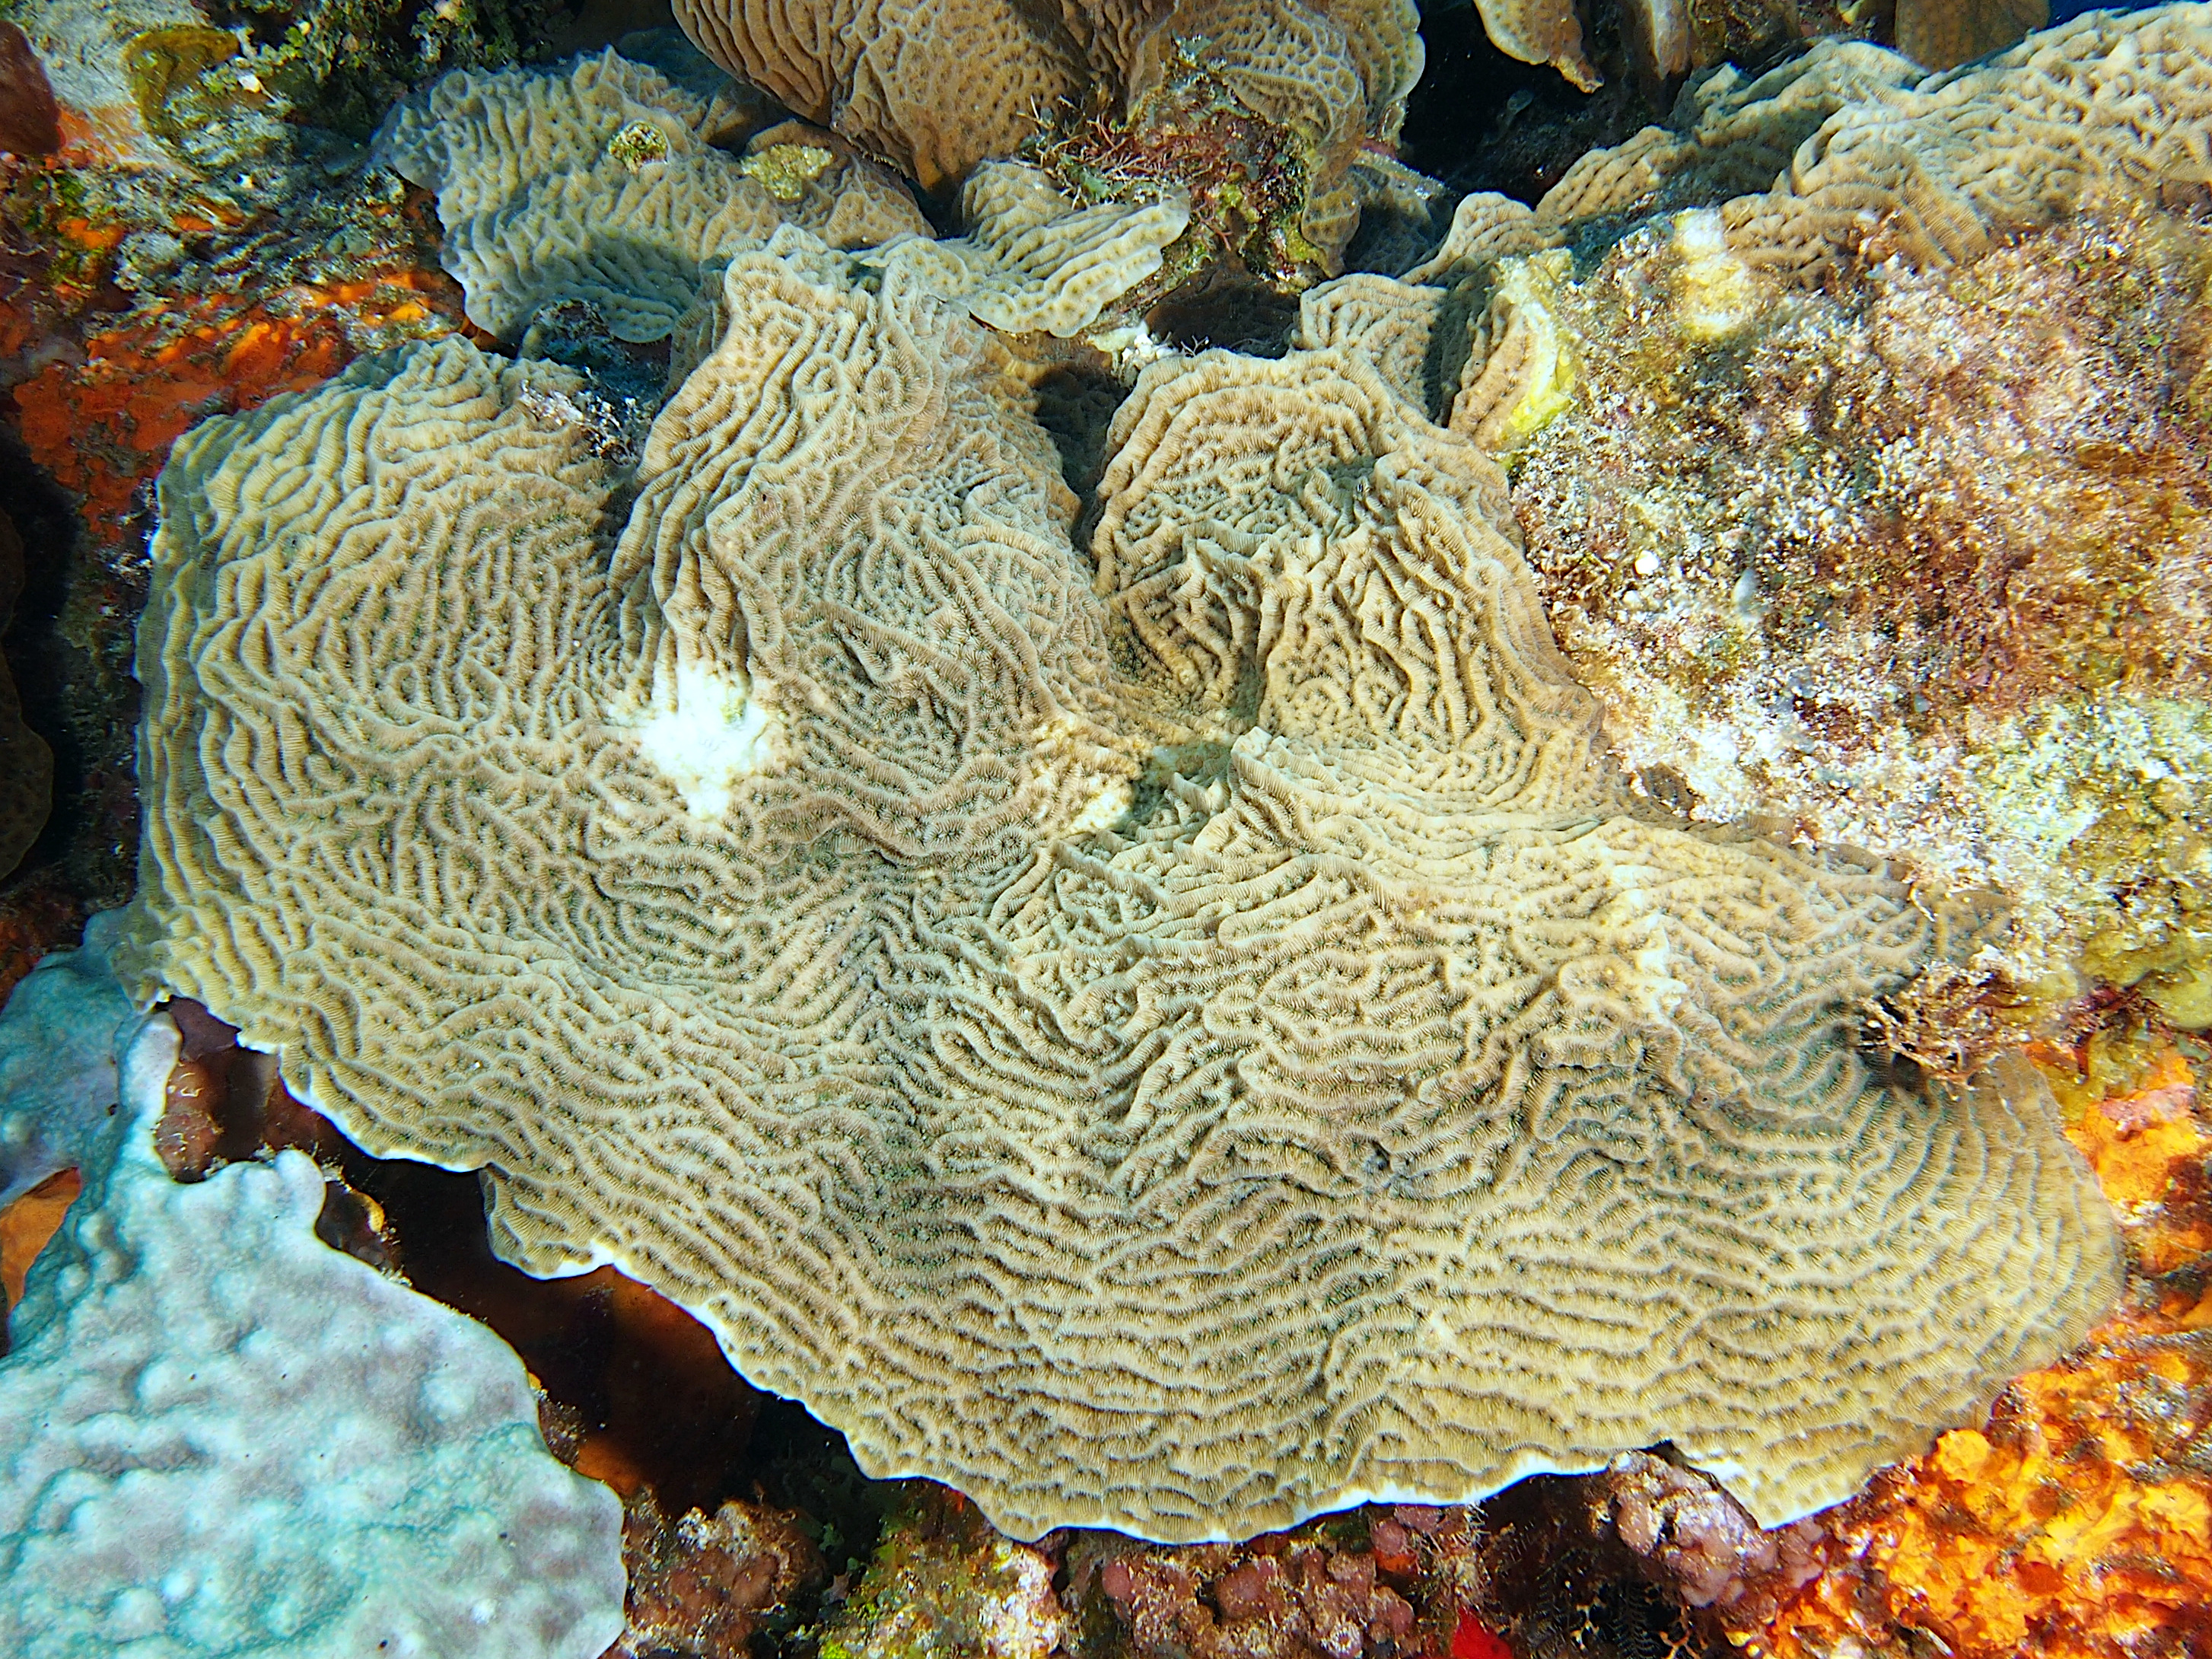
[1671,209,1764,340]
[1066,779,1133,836]
[635,654,777,817]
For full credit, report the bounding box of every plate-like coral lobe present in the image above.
[867,161,1192,336]
[1472,0,1598,89]
[670,0,1084,190]
[671,0,1419,270]
[1536,5,2212,282]
[374,47,928,342]
[123,231,2120,1543]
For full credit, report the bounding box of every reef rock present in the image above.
[0,952,625,1659]
[119,220,2119,1543]
[0,508,51,882]
[1298,4,2212,1045]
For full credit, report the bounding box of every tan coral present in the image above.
[1295,271,1446,410]
[1531,40,1925,235]
[373,49,928,342]
[1112,0,1424,265]
[1523,5,2212,272]
[1342,8,2212,457]
[672,0,1418,272]
[125,229,2119,1544]
[671,0,1081,190]
[868,161,1192,336]
[1723,6,2212,279]
[1472,0,1599,91]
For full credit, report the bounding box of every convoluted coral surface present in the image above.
[373,46,926,343]
[119,216,2119,1543]
[670,0,1422,272]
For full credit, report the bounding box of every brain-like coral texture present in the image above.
[1536,5,2212,282]
[869,161,1192,336]
[374,46,929,341]
[670,0,1419,269]
[671,0,1083,191]
[0,1003,625,1659]
[123,228,2120,1543]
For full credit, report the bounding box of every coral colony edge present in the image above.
[0,1,2207,1657]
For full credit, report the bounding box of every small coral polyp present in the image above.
[123,214,2118,1543]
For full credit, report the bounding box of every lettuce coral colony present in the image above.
[0,0,2206,1654]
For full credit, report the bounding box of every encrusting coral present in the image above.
[114,183,2122,1545]
[0,925,626,1659]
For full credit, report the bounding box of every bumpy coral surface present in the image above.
[0,910,132,1209]
[0,992,625,1659]
[116,205,2121,1544]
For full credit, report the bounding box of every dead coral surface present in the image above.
[1507,202,2212,1030]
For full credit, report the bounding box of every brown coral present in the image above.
[123,223,2118,1544]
